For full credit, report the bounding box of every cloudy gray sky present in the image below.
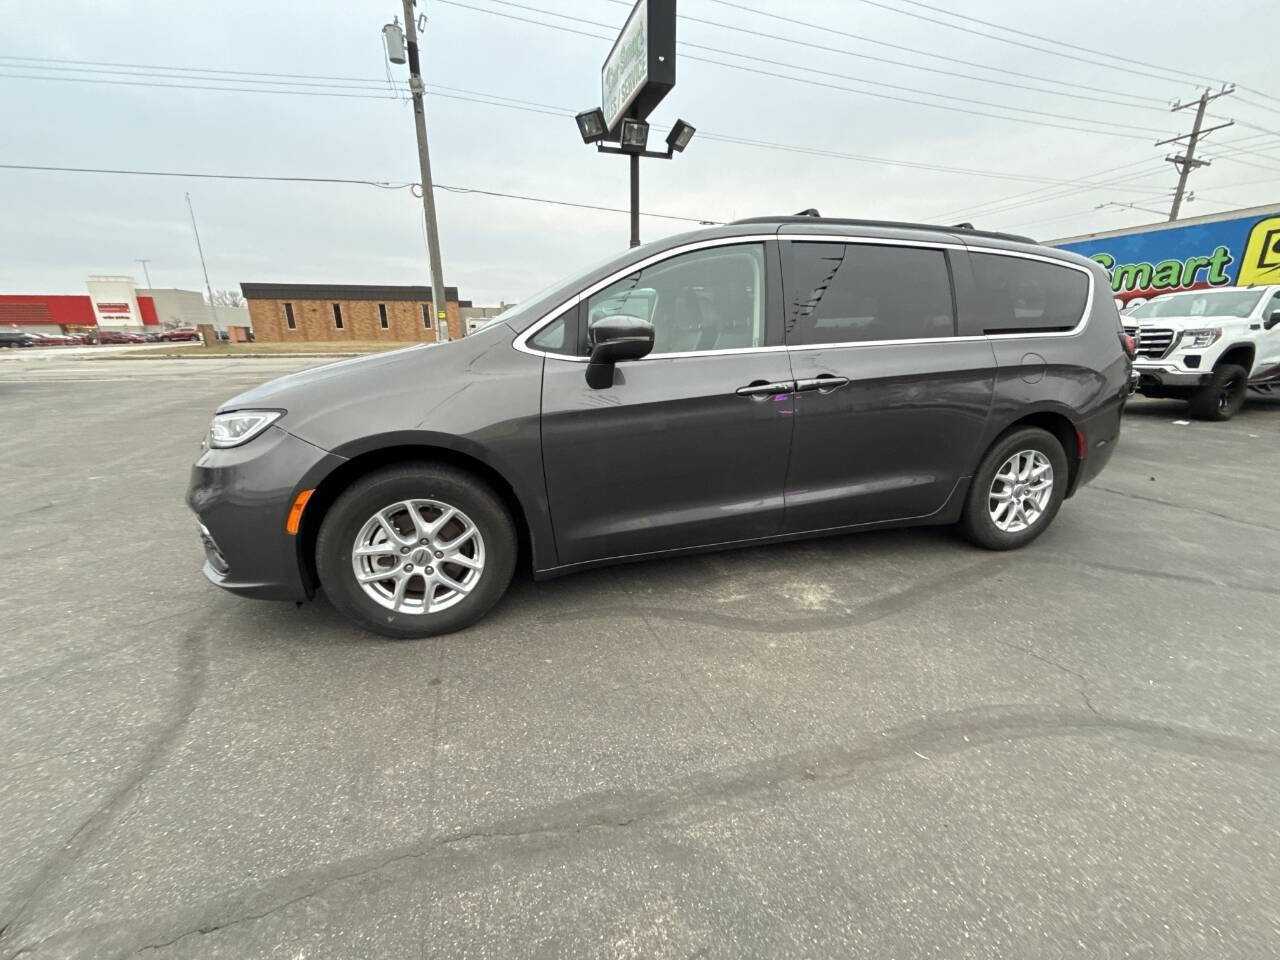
[2,0,1278,305]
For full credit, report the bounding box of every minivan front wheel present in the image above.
[960,427,1068,550]
[316,464,516,638]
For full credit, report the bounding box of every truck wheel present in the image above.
[960,427,1068,550]
[1188,363,1248,421]
[316,464,517,639]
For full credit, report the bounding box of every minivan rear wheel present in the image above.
[960,427,1068,550]
[316,464,516,638]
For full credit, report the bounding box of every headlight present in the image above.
[209,410,283,448]
[1181,328,1221,349]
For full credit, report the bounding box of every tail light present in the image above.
[1120,332,1137,359]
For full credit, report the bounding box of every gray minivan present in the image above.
[188,216,1132,637]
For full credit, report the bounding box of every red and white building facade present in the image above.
[0,276,158,335]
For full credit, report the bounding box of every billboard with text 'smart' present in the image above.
[1052,204,1280,307]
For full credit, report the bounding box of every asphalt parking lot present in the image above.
[2,357,1278,959]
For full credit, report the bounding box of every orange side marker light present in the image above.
[286,489,315,535]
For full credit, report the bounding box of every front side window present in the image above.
[970,253,1088,333]
[582,243,766,355]
[785,243,955,345]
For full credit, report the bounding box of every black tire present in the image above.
[959,426,1069,551]
[1187,363,1248,421]
[315,463,517,639]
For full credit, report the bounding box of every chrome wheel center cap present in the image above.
[411,547,430,566]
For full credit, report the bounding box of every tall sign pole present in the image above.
[401,0,450,341]
[575,0,690,249]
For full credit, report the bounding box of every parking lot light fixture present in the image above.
[620,118,650,153]
[666,119,696,153]
[575,108,608,144]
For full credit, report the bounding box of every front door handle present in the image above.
[736,380,794,399]
[795,375,850,394]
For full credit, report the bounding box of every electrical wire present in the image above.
[432,0,1167,141]
[590,0,1166,110]
[0,67,1184,193]
[0,163,720,224]
[879,0,1229,88]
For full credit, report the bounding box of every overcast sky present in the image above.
[2,0,1278,304]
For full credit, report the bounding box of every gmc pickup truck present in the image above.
[1124,285,1280,420]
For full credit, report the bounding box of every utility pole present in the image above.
[185,193,220,337]
[400,2,450,341]
[1157,86,1234,221]
[135,258,154,291]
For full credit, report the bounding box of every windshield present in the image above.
[1129,290,1262,320]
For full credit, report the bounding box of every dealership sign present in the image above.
[601,0,676,135]
[1054,207,1280,306]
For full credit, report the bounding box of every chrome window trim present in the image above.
[513,233,1095,362]
[513,235,777,362]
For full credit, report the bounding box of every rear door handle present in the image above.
[795,375,850,394]
[736,380,794,399]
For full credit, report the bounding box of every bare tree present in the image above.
[208,289,246,308]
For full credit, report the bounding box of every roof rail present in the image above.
[729,215,1035,245]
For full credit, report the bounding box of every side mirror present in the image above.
[1265,309,1280,330]
[585,315,654,389]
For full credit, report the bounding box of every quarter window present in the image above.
[969,253,1088,334]
[332,303,343,330]
[284,302,296,330]
[785,243,955,345]
[529,309,575,355]
[582,243,767,355]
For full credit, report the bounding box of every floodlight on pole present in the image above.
[666,119,695,153]
[619,119,650,153]
[575,108,608,144]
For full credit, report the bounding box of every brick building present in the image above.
[241,283,470,343]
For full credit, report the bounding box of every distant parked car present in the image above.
[0,329,36,348]
[96,330,133,344]
[163,327,202,342]
[25,332,76,346]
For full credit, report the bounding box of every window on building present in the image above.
[284,302,296,330]
[422,304,432,329]
[332,303,343,330]
[378,303,389,329]
[785,243,956,345]
[968,253,1088,334]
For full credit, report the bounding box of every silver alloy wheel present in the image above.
[350,499,485,615]
[988,449,1054,533]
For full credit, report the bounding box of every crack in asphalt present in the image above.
[1,622,211,959]
[1093,485,1280,534]
[9,703,1278,959]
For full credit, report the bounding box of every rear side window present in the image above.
[785,243,955,345]
[969,253,1088,334]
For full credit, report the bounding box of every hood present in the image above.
[1126,313,1250,329]
[219,343,437,411]
[214,320,522,452]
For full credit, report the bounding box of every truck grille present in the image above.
[1124,325,1176,359]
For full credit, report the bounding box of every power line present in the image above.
[0,66,1180,191]
[0,163,720,224]
[881,0,1228,88]
[592,0,1166,111]
[435,0,1166,140]
[652,1,1167,105]
[766,0,1226,89]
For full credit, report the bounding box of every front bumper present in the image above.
[186,425,344,602]
[1132,362,1209,389]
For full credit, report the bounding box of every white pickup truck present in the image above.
[1124,285,1280,420]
